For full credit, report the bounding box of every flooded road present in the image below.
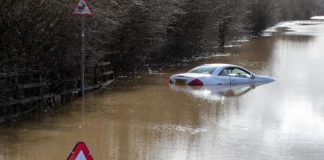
[1,21,324,160]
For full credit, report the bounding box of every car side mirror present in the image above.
[251,74,255,79]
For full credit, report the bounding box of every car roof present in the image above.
[198,63,237,68]
[192,63,253,75]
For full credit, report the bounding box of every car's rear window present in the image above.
[188,66,217,74]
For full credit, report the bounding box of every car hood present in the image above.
[171,73,211,78]
[254,75,276,83]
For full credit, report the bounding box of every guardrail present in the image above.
[0,61,114,121]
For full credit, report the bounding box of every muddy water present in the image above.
[1,22,324,160]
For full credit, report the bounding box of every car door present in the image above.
[212,68,231,85]
[226,67,254,84]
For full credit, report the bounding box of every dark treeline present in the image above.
[1,0,323,77]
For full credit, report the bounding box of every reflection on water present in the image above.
[1,22,324,160]
[169,83,271,101]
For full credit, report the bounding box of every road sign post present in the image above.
[71,0,94,96]
[81,17,85,96]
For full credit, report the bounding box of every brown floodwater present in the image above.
[1,21,324,160]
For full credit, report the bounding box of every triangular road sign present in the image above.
[67,142,94,160]
[71,0,94,16]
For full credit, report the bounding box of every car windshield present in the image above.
[188,66,217,74]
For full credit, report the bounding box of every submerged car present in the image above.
[169,64,275,86]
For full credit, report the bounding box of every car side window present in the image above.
[219,68,229,76]
[219,67,252,78]
[228,67,251,78]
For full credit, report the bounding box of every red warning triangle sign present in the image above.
[71,0,94,16]
[67,142,94,160]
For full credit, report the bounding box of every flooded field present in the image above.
[1,21,324,160]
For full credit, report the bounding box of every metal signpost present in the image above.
[71,0,94,96]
